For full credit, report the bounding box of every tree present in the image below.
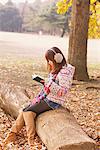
[5,0,14,6]
[56,0,100,81]
[68,0,90,81]
[0,2,23,32]
[88,0,100,38]
[0,3,3,8]
[56,0,100,38]
[20,0,44,32]
[21,0,71,35]
[39,1,71,37]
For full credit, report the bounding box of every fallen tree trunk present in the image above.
[0,82,30,118]
[0,82,96,150]
[36,108,96,150]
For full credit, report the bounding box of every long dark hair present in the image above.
[45,47,67,74]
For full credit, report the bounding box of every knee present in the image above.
[23,111,36,119]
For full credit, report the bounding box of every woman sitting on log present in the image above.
[1,47,75,150]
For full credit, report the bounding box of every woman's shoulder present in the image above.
[60,64,75,72]
[58,64,75,78]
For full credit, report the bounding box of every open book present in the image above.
[32,74,45,85]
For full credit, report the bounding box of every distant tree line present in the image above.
[0,1,22,32]
[0,0,71,37]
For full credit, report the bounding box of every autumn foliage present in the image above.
[56,0,100,38]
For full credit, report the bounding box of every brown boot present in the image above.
[3,111,25,147]
[23,111,36,149]
[3,132,16,145]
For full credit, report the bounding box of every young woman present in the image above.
[1,47,75,150]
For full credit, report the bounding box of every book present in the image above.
[32,74,45,85]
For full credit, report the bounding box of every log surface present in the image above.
[36,108,96,150]
[0,82,29,118]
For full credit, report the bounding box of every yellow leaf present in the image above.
[90,0,96,5]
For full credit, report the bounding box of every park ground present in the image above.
[0,32,100,149]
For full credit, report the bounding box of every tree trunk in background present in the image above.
[68,0,90,81]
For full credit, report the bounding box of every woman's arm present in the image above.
[47,64,75,98]
[32,64,75,104]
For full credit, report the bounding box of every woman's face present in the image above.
[48,60,54,71]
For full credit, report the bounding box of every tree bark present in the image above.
[0,82,30,118]
[68,0,90,81]
[36,108,96,150]
[0,82,96,150]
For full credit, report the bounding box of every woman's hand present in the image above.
[44,86,50,94]
[31,97,40,105]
